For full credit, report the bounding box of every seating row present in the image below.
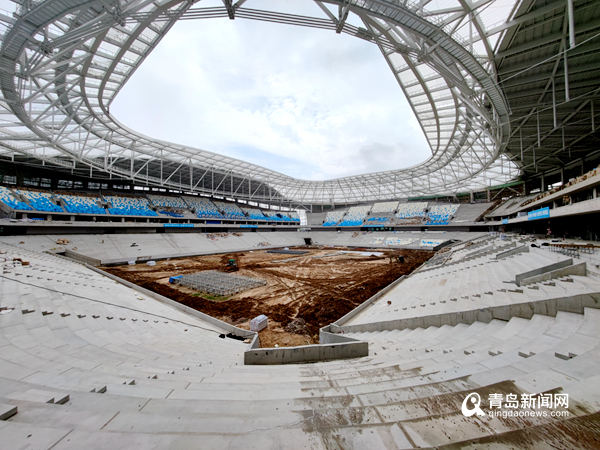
[241,207,267,220]
[106,195,157,216]
[55,193,105,215]
[0,186,33,211]
[16,190,62,213]
[425,204,459,225]
[396,202,427,218]
[370,201,399,213]
[213,201,246,220]
[323,210,346,226]
[338,205,372,226]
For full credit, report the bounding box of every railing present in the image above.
[550,244,597,260]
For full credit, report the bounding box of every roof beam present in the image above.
[486,0,566,37]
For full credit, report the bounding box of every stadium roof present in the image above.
[498,0,600,182]
[0,0,596,205]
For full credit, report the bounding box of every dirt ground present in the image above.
[102,247,432,347]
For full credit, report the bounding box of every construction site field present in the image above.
[102,247,432,347]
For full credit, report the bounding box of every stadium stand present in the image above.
[240,206,268,220]
[106,195,157,216]
[323,209,346,226]
[263,210,289,222]
[370,201,399,213]
[395,201,427,218]
[148,194,188,209]
[424,204,459,225]
[486,194,539,219]
[450,202,492,223]
[0,231,479,263]
[0,186,32,211]
[371,236,417,246]
[365,201,397,225]
[183,196,224,219]
[306,211,328,226]
[338,205,372,226]
[286,211,301,223]
[522,166,600,208]
[0,234,599,448]
[340,239,600,325]
[365,215,391,223]
[213,201,246,219]
[16,189,63,213]
[158,210,184,218]
[55,193,106,215]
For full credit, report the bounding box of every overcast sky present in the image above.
[111,0,431,180]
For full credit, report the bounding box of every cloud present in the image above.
[111,4,431,180]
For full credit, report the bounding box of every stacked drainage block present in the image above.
[174,270,266,296]
[250,314,268,332]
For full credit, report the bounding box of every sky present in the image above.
[111,0,431,181]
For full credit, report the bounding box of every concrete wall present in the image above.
[515,258,573,286]
[496,244,528,259]
[64,249,101,266]
[319,330,361,344]
[521,262,587,285]
[244,341,368,365]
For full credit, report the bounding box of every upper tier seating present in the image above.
[451,202,492,223]
[158,210,184,218]
[323,210,346,226]
[522,166,600,207]
[183,197,224,219]
[241,207,267,220]
[56,193,105,215]
[0,186,32,211]
[148,194,188,209]
[286,211,300,222]
[263,210,290,222]
[213,201,246,220]
[366,215,393,223]
[487,193,539,218]
[106,195,157,216]
[371,201,399,213]
[425,204,459,224]
[16,189,63,213]
[338,205,372,226]
[396,202,427,218]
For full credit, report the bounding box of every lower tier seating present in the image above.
[0,236,599,448]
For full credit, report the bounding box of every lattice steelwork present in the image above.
[176,270,266,296]
[0,0,587,206]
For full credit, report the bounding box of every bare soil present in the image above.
[101,247,432,347]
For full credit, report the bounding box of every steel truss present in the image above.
[176,270,266,296]
[0,0,522,206]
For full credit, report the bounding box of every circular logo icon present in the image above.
[462,393,485,417]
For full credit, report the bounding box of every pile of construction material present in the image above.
[174,270,265,296]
